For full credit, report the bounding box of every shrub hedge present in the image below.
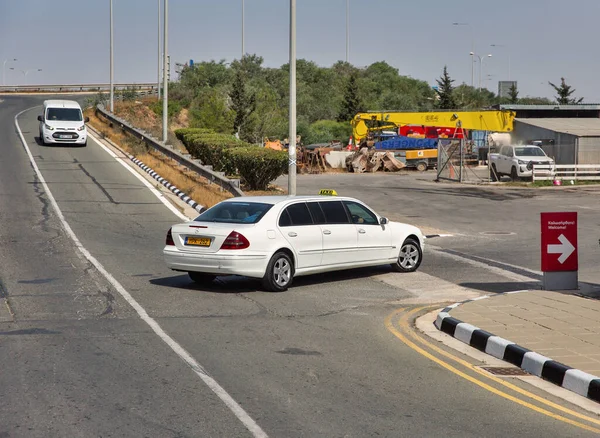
[174,128,288,190]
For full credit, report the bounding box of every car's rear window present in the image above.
[46,108,83,122]
[194,202,273,224]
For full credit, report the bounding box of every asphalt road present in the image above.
[0,94,597,437]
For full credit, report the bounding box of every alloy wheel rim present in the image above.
[273,258,291,286]
[399,243,419,269]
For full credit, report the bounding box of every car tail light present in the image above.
[166,228,175,246]
[220,231,250,250]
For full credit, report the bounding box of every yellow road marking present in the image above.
[399,307,600,427]
[384,308,600,434]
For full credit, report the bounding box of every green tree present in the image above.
[189,88,234,133]
[337,72,362,122]
[435,66,456,109]
[518,96,553,105]
[230,69,256,137]
[549,77,583,104]
[508,83,519,104]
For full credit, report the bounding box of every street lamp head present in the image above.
[487,54,493,57]
[469,51,475,55]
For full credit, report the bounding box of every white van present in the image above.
[38,100,89,146]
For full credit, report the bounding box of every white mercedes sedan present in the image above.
[163,195,424,292]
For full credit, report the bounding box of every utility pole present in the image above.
[345,0,349,63]
[110,0,114,112]
[242,0,245,58]
[158,0,161,99]
[288,0,297,196]
[162,0,169,143]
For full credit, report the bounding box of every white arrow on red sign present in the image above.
[547,234,575,264]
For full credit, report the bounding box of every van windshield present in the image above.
[46,108,83,122]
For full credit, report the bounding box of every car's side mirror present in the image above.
[380,217,388,225]
[84,117,90,123]
[37,115,43,122]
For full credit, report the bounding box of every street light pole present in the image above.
[242,0,245,58]
[452,22,474,87]
[110,0,114,112]
[163,0,169,143]
[2,58,17,86]
[288,0,297,196]
[345,0,349,63]
[158,0,161,100]
[480,54,492,90]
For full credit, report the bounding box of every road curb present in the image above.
[434,292,600,404]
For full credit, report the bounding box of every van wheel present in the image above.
[262,251,293,292]
[391,238,422,273]
[188,272,216,283]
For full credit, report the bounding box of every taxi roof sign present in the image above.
[319,189,338,196]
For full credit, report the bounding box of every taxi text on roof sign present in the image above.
[319,189,338,196]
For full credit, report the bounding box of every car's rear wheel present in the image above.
[415,161,428,172]
[262,251,293,292]
[511,166,519,181]
[188,272,216,283]
[391,238,422,273]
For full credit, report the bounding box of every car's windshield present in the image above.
[46,108,83,122]
[194,202,273,224]
[515,147,546,157]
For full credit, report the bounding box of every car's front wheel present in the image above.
[188,272,216,284]
[511,166,519,181]
[262,251,294,292]
[391,238,422,273]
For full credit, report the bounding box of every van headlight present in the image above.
[77,125,86,131]
[44,124,54,131]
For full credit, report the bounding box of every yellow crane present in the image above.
[351,110,516,143]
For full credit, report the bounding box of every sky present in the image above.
[1,0,599,102]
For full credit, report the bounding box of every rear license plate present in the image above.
[185,236,211,247]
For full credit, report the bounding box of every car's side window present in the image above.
[507,148,514,157]
[500,146,507,156]
[343,201,378,225]
[278,209,292,227]
[307,202,326,224]
[319,201,350,224]
[282,202,314,226]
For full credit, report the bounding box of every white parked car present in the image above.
[38,100,89,146]
[163,195,424,291]
[489,145,554,180]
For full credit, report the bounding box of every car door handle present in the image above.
[323,230,331,235]
[287,232,297,237]
[358,229,366,234]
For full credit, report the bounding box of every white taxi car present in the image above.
[163,194,424,291]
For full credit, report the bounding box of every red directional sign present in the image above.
[541,212,578,272]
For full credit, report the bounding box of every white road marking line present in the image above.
[15,107,268,438]
[427,244,540,282]
[88,131,189,221]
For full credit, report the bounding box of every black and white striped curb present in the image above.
[435,292,600,404]
[129,156,206,214]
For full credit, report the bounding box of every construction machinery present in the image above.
[350,110,516,171]
[351,110,516,143]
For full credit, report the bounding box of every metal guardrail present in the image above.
[533,164,600,181]
[0,83,158,93]
[95,104,244,197]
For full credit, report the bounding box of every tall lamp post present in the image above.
[452,22,474,87]
[345,0,349,63]
[288,0,297,196]
[109,0,114,112]
[2,58,17,86]
[158,0,161,100]
[471,52,492,90]
[242,0,245,58]
[21,68,42,85]
[162,0,169,143]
